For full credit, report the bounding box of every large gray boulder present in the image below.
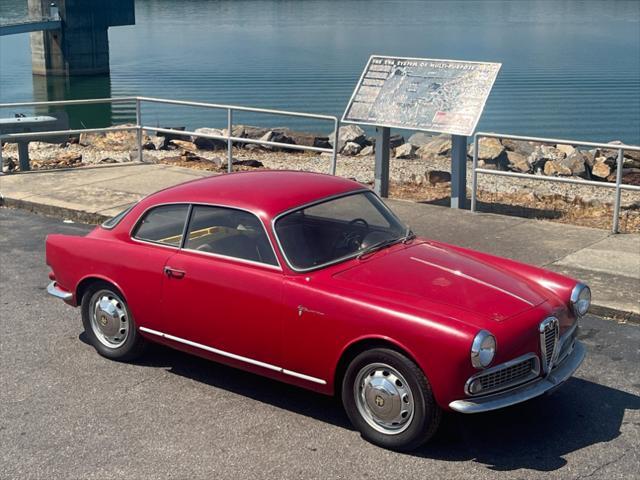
[556,144,576,157]
[562,150,588,177]
[143,135,168,150]
[591,157,612,179]
[232,125,270,139]
[258,130,296,151]
[407,132,433,147]
[358,145,374,156]
[394,143,416,159]
[416,135,451,160]
[328,125,366,151]
[389,134,405,149]
[192,128,227,150]
[543,150,588,177]
[502,138,537,157]
[155,126,186,144]
[271,128,329,149]
[529,145,566,172]
[506,151,531,173]
[426,170,451,185]
[342,141,362,156]
[599,140,625,161]
[468,137,505,161]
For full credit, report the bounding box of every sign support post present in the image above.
[374,127,390,197]
[450,134,467,209]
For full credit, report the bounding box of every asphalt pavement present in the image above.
[1,207,639,480]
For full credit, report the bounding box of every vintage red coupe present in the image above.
[46,171,589,450]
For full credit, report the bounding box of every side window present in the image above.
[184,205,278,266]
[133,204,189,247]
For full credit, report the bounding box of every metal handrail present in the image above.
[0,97,137,107]
[0,96,340,175]
[471,132,640,233]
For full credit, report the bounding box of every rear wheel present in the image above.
[341,348,441,451]
[81,282,146,361]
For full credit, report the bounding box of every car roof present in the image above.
[145,170,366,219]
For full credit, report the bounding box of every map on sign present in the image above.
[342,56,501,136]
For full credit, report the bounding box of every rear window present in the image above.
[101,204,135,229]
[133,204,189,247]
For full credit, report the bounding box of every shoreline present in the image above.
[2,124,639,232]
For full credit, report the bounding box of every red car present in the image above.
[46,171,589,451]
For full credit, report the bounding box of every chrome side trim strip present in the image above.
[46,281,73,301]
[139,327,327,385]
[282,369,327,385]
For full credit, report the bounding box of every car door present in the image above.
[159,204,285,368]
[125,203,191,331]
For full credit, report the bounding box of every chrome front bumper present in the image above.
[449,340,585,414]
[47,281,73,302]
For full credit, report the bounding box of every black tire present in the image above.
[81,281,147,361]
[341,348,441,451]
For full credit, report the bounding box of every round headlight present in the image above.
[471,330,496,369]
[570,283,591,317]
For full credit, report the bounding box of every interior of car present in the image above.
[275,212,396,269]
[184,206,278,266]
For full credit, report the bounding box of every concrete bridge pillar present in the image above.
[28,0,135,76]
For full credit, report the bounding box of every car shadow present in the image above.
[96,339,639,472]
[420,378,640,471]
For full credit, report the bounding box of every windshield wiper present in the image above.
[357,227,415,260]
[402,227,416,244]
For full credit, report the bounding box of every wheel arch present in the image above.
[76,275,127,306]
[333,335,423,397]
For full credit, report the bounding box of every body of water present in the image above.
[1,0,639,143]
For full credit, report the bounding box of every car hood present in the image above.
[332,241,548,322]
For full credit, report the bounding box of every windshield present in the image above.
[274,191,407,270]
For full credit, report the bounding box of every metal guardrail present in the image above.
[0,96,340,175]
[471,132,640,233]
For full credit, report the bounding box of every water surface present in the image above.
[1,0,639,142]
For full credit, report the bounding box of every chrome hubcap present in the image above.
[90,290,129,348]
[354,363,414,435]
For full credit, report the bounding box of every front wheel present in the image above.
[81,282,146,361]
[341,348,441,451]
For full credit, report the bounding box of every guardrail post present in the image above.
[330,118,340,175]
[612,148,623,234]
[135,98,143,163]
[0,135,4,174]
[374,127,390,197]
[227,108,233,173]
[471,134,480,212]
[450,135,468,209]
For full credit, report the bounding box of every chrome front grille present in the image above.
[465,354,540,396]
[556,322,578,365]
[540,317,560,373]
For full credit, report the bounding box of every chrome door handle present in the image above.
[164,266,186,279]
[297,305,324,317]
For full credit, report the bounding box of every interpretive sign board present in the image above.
[342,55,501,136]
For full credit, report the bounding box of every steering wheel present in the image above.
[348,218,369,231]
[332,218,370,257]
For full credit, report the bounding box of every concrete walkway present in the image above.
[1,163,638,319]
